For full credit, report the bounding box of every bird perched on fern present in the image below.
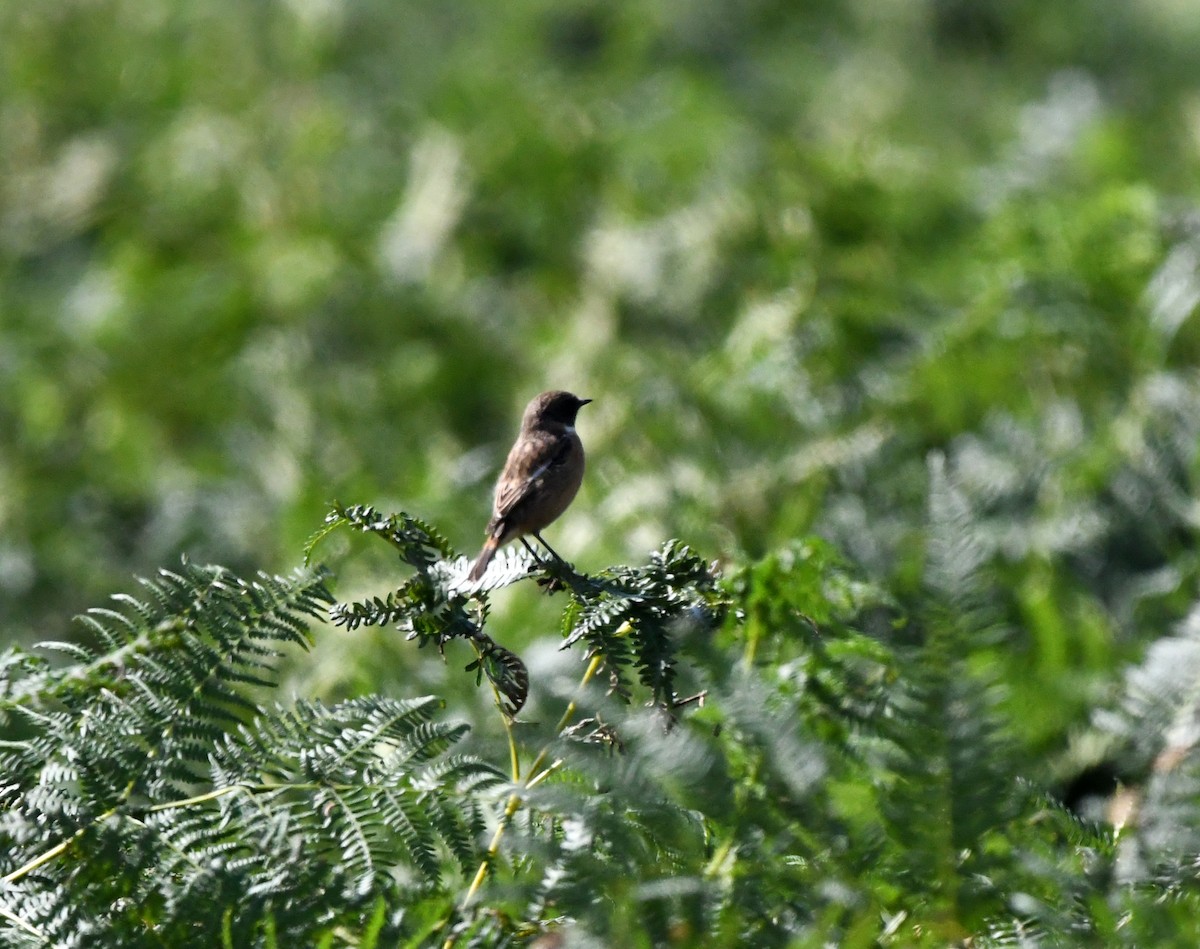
[468,390,591,582]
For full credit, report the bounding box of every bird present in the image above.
[467,390,591,583]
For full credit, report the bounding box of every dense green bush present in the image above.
[4,500,1200,945]
[4,0,1200,944]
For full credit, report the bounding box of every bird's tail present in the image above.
[467,536,501,583]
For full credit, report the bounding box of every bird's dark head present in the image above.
[523,390,591,430]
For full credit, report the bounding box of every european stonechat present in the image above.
[467,390,591,582]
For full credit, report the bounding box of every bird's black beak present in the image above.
[579,398,593,406]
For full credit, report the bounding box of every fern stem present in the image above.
[743,615,760,666]
[503,692,521,783]
[4,777,354,891]
[445,653,605,947]
[0,903,46,939]
[146,784,249,812]
[702,836,736,879]
[2,806,117,885]
[524,652,604,783]
[524,758,562,789]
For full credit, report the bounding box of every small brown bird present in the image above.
[467,390,591,582]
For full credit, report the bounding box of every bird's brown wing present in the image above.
[492,430,571,523]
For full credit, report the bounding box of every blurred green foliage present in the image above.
[3,0,1200,938]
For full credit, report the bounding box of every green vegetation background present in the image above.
[3,0,1200,926]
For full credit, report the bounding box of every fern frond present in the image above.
[466,544,540,590]
[323,505,536,712]
[559,540,725,706]
[0,563,335,941]
[1100,603,1200,768]
[313,503,458,568]
[1083,601,1200,895]
[464,640,529,716]
[198,696,503,896]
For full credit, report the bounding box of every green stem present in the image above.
[443,652,605,949]
[2,807,117,885]
[0,903,45,939]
